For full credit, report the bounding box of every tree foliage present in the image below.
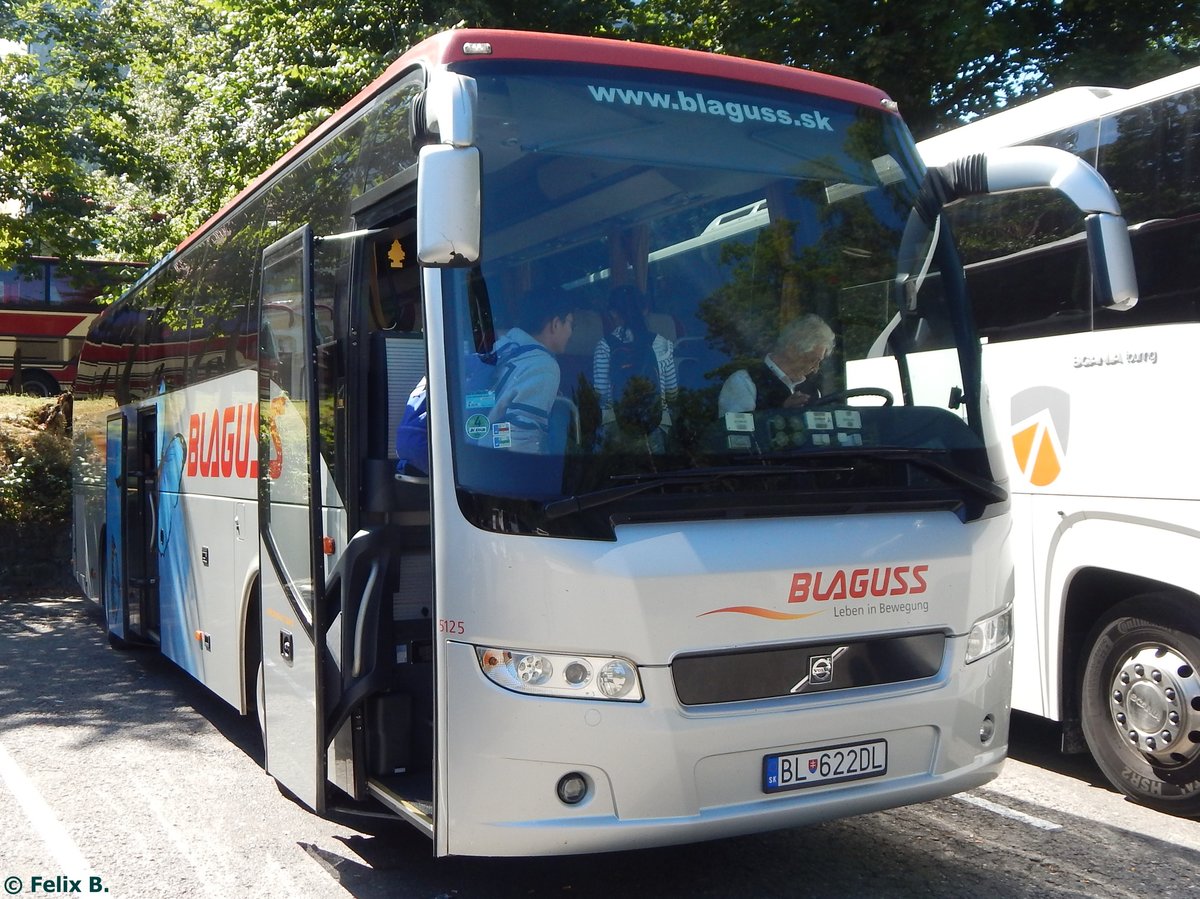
[624,0,1200,136]
[0,0,1196,272]
[0,0,167,264]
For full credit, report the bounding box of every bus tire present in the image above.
[1080,593,1200,816]
[12,371,59,397]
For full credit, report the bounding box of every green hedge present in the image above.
[0,398,74,592]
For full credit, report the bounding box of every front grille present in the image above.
[671,632,945,705]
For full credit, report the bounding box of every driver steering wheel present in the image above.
[807,387,894,407]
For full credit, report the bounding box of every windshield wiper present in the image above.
[543,465,813,520]
[875,449,1006,505]
[544,450,1004,520]
[737,447,1007,505]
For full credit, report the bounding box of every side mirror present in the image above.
[413,70,481,267]
[1085,213,1137,311]
[920,146,1139,311]
[416,145,481,266]
[983,146,1138,311]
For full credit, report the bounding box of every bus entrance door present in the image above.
[127,409,159,640]
[103,409,159,645]
[102,413,126,639]
[256,225,328,812]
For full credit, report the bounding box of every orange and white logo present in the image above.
[698,564,931,621]
[1009,387,1069,487]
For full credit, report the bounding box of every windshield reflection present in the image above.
[442,63,987,537]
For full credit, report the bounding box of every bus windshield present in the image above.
[442,62,984,536]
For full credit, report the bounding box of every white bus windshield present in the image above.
[441,62,989,537]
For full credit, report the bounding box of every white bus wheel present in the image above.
[1081,593,1200,816]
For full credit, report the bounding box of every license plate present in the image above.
[763,738,887,793]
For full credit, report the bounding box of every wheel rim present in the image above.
[1108,643,1200,769]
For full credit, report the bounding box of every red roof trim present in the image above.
[428,30,892,107]
[174,29,896,258]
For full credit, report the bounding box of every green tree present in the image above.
[176,0,630,207]
[3,0,1198,273]
[625,0,1026,135]
[626,0,1200,138]
[1033,0,1199,94]
[0,0,169,266]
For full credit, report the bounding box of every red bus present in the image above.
[0,257,145,395]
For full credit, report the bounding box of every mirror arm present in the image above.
[918,146,1138,310]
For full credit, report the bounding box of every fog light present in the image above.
[980,714,996,745]
[557,772,588,805]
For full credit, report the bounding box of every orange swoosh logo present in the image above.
[698,606,825,620]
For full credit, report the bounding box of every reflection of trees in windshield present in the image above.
[700,219,804,364]
[692,113,917,380]
[460,80,938,462]
[697,180,910,387]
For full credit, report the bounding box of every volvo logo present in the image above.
[810,655,833,684]
[790,646,848,693]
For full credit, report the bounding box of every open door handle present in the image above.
[351,559,381,678]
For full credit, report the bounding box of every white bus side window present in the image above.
[947,190,1093,342]
[1094,86,1200,330]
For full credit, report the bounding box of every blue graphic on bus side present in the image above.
[157,429,202,679]
[104,425,124,638]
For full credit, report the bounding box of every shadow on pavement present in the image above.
[0,586,262,766]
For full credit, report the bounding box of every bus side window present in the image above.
[1095,214,1200,329]
[1094,87,1200,331]
[947,191,1093,343]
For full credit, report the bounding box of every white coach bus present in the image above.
[918,66,1200,814]
[70,29,1134,854]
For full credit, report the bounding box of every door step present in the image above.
[366,777,433,835]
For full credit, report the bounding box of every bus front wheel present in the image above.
[1081,593,1200,816]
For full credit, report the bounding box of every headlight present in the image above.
[476,647,643,701]
[965,605,1013,663]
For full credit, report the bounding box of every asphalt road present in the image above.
[2,588,1199,898]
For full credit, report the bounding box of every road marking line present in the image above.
[0,740,95,875]
[955,793,1063,831]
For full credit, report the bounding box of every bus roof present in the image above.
[919,64,1200,166]
[172,29,897,260]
